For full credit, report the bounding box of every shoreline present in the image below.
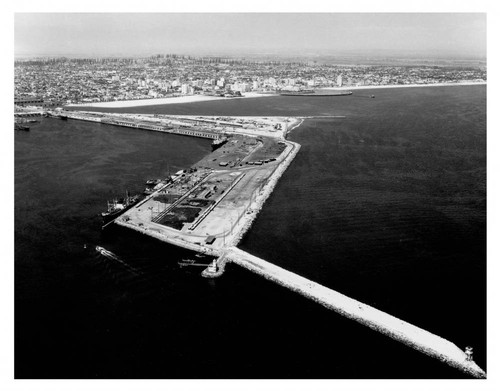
[64,81,486,109]
[66,91,277,109]
[322,81,486,91]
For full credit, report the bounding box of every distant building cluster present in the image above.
[14,54,487,106]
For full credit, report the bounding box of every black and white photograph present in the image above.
[5,2,496,388]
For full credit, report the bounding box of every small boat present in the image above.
[95,245,115,258]
[95,245,141,275]
[178,259,196,267]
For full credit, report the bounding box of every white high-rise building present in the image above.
[217,78,225,87]
[181,84,190,95]
[337,75,343,87]
[240,83,250,92]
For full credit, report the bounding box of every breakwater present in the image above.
[225,247,486,379]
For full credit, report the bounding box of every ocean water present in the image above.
[15,85,486,378]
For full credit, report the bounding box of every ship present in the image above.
[280,90,353,97]
[15,123,30,131]
[101,191,142,225]
[145,178,162,186]
[212,136,228,151]
[279,89,315,95]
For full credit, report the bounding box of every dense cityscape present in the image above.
[14,54,487,106]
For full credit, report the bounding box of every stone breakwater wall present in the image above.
[228,141,301,247]
[201,255,228,278]
[226,247,486,379]
[285,118,304,137]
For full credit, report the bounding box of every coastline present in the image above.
[65,81,486,109]
[322,81,486,91]
[66,91,277,109]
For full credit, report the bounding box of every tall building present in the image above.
[337,75,343,87]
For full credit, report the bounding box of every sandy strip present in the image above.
[66,92,277,109]
[321,81,486,91]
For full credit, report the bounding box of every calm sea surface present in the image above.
[15,85,486,378]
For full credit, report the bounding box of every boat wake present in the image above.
[95,245,142,276]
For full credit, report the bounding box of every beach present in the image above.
[66,91,277,109]
[65,81,486,109]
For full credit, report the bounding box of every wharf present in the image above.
[57,110,295,141]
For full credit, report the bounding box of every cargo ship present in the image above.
[15,123,30,131]
[280,90,353,97]
[212,136,228,151]
[101,192,142,226]
[145,178,162,186]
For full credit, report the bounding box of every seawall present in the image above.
[228,141,301,247]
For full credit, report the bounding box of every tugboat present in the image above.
[101,191,142,225]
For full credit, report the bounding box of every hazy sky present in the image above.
[14,13,487,58]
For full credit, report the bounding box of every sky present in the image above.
[14,13,487,58]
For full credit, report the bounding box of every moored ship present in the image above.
[280,90,353,97]
[101,191,142,226]
[15,123,30,131]
[212,136,228,151]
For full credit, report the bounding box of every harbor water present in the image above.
[15,85,486,378]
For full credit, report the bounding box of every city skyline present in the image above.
[14,13,486,59]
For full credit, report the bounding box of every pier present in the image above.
[224,247,486,379]
[64,111,221,140]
